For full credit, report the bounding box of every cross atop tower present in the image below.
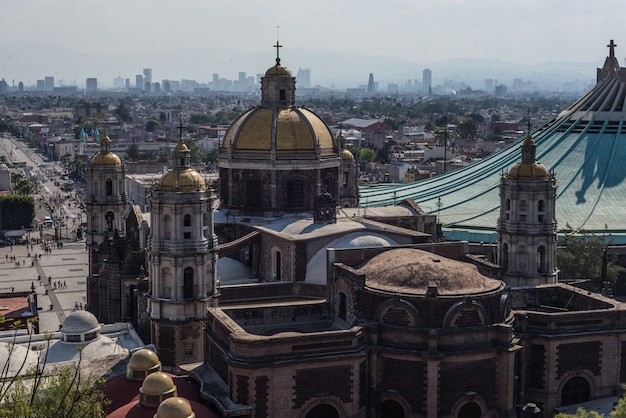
[608,39,617,58]
[177,121,185,140]
[274,26,282,66]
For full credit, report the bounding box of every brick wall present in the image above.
[380,358,425,413]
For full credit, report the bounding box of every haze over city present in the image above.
[1,0,625,88]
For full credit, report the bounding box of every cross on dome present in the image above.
[274,26,282,66]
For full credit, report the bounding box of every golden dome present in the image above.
[141,372,176,396]
[221,107,337,160]
[265,65,291,76]
[174,142,189,151]
[155,397,196,418]
[159,168,206,192]
[341,149,355,161]
[101,135,111,143]
[507,161,550,180]
[128,349,161,371]
[522,135,535,146]
[92,152,122,166]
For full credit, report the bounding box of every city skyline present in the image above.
[1,0,624,88]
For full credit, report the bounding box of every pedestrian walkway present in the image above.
[0,240,88,333]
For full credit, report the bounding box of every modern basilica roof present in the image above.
[360,40,626,244]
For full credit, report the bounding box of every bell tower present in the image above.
[497,134,558,287]
[148,133,218,367]
[85,134,126,317]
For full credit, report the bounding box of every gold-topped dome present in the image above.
[265,65,291,76]
[141,372,176,396]
[174,142,189,151]
[155,397,196,418]
[341,149,355,160]
[220,107,337,160]
[507,161,550,180]
[101,135,111,143]
[159,168,206,192]
[92,152,122,166]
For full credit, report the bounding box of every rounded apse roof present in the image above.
[129,348,161,372]
[357,248,502,296]
[341,149,355,161]
[155,397,196,418]
[61,310,100,334]
[141,372,176,396]
[159,168,206,192]
[220,107,337,160]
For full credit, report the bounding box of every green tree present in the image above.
[0,195,35,230]
[557,231,624,290]
[114,102,132,123]
[554,407,603,418]
[458,119,478,141]
[126,143,140,161]
[145,119,160,133]
[434,127,450,147]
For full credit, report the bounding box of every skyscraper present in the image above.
[143,68,152,85]
[44,76,54,92]
[422,68,432,96]
[86,78,98,92]
[367,73,375,94]
[136,74,144,91]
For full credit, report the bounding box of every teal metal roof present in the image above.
[360,47,626,244]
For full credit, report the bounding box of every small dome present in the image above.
[101,135,111,143]
[341,149,355,160]
[92,152,122,166]
[61,310,100,334]
[522,135,535,146]
[174,142,189,151]
[357,248,502,296]
[265,65,291,76]
[129,349,161,372]
[159,168,206,192]
[507,161,550,180]
[155,397,196,418]
[141,372,176,396]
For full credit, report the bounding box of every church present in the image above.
[83,42,626,417]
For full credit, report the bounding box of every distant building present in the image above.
[143,68,152,86]
[135,74,143,91]
[86,78,98,92]
[485,78,494,92]
[422,68,432,96]
[44,76,54,92]
[36,80,45,91]
[0,78,8,94]
[297,67,311,88]
[367,73,376,93]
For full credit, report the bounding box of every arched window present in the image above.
[105,179,113,196]
[161,267,171,298]
[458,402,481,418]
[381,400,405,418]
[537,246,547,273]
[183,267,194,299]
[343,171,349,187]
[506,198,511,210]
[272,249,282,281]
[105,211,114,231]
[183,214,191,227]
[305,404,339,418]
[538,200,545,222]
[561,376,590,406]
[93,180,99,196]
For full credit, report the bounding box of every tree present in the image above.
[126,143,140,161]
[114,102,132,123]
[145,119,160,133]
[555,389,626,417]
[457,119,478,141]
[557,231,624,290]
[0,195,35,230]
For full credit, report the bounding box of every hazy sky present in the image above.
[1,0,624,63]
